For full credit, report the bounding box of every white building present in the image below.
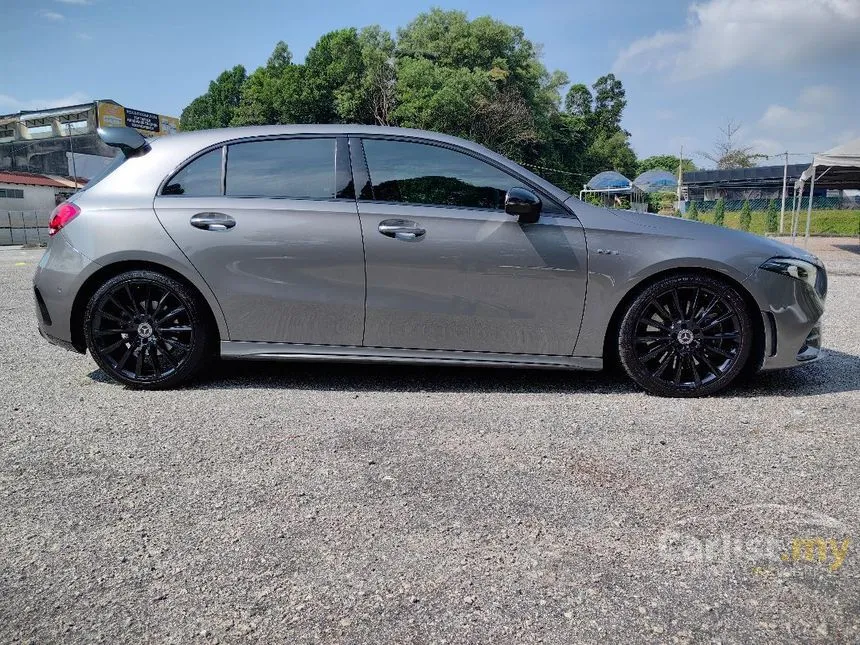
[0,171,84,245]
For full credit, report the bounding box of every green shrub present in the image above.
[766,199,779,233]
[739,200,752,231]
[687,201,699,221]
[713,198,725,227]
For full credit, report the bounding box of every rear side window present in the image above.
[226,138,338,199]
[162,148,222,196]
[362,139,517,210]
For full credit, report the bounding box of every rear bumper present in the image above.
[744,267,826,371]
[33,234,98,353]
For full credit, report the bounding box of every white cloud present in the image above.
[76,32,93,41]
[0,92,91,112]
[798,84,839,108]
[759,105,812,131]
[614,0,860,80]
[39,10,65,20]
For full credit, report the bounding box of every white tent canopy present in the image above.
[791,136,860,244]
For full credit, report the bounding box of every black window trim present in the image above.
[350,134,569,216]
[158,134,355,202]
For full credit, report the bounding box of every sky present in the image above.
[2,0,858,168]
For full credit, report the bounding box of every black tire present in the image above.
[618,273,753,397]
[84,270,211,389]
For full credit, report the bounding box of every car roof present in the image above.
[151,124,487,154]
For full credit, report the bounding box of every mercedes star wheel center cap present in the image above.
[137,322,154,338]
[676,329,695,345]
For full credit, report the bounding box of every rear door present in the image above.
[354,136,587,356]
[154,136,366,345]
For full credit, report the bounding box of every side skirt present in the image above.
[220,341,602,371]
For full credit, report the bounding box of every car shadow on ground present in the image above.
[833,244,860,255]
[88,348,859,397]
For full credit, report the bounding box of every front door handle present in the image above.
[378,219,426,241]
[190,212,236,231]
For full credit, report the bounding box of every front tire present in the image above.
[618,273,753,397]
[84,270,210,389]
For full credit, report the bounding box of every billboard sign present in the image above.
[96,101,179,137]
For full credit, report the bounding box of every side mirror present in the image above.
[505,187,541,224]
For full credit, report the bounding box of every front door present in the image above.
[355,137,587,356]
[154,136,365,345]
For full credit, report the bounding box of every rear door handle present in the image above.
[190,212,236,231]
[378,219,426,241]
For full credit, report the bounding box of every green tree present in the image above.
[713,198,726,226]
[636,155,696,176]
[766,198,779,233]
[564,84,592,117]
[180,65,247,131]
[687,200,699,221]
[740,200,752,231]
[178,10,640,190]
[591,73,627,134]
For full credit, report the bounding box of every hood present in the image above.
[566,198,822,268]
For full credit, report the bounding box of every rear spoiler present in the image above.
[97,127,150,158]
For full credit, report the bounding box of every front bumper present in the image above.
[744,266,826,371]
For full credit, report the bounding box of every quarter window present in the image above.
[362,139,518,210]
[162,148,222,197]
[226,138,338,200]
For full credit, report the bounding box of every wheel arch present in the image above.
[70,260,225,353]
[601,266,765,374]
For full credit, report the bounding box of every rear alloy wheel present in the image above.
[618,273,753,397]
[84,270,210,389]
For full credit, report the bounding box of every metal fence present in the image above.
[687,196,858,212]
[1,211,52,246]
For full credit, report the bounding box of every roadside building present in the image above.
[0,171,86,244]
[0,100,179,179]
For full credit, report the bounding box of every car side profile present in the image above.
[34,124,826,396]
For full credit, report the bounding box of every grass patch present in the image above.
[693,209,859,236]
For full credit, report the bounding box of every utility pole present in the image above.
[677,145,684,210]
[67,121,78,190]
[779,151,788,234]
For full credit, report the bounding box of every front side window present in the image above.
[162,148,222,196]
[362,139,518,210]
[226,138,338,199]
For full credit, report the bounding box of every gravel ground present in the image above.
[1,240,858,644]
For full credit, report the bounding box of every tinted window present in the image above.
[226,138,337,199]
[362,139,517,210]
[163,148,222,196]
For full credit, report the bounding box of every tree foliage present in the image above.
[700,119,767,169]
[713,198,726,226]
[179,10,640,192]
[687,200,699,221]
[180,65,247,130]
[636,155,696,176]
[766,198,779,233]
[740,200,752,231]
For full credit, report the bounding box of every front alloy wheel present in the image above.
[618,274,753,397]
[84,270,209,388]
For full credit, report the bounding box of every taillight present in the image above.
[48,202,80,236]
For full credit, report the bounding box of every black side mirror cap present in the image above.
[505,187,541,223]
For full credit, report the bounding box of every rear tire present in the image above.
[618,273,753,397]
[84,270,210,389]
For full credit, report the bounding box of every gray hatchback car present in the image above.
[34,124,826,396]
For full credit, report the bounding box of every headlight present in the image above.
[760,257,818,290]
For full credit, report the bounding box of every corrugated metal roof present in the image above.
[0,171,71,188]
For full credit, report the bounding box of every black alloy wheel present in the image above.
[618,273,753,397]
[84,270,210,388]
